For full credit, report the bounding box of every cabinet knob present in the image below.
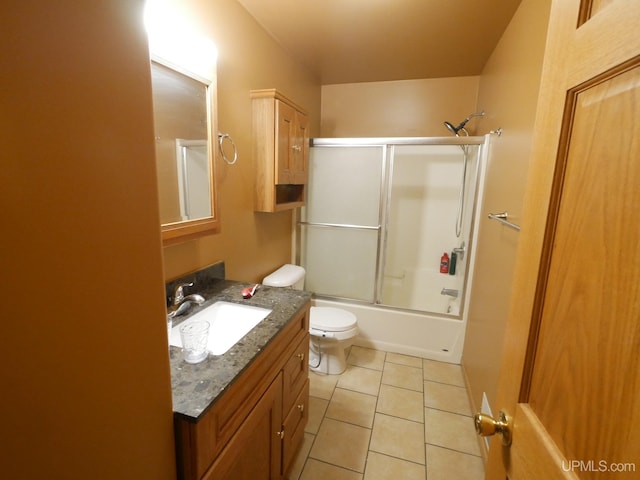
[297,353,305,362]
[297,404,304,414]
[276,429,285,440]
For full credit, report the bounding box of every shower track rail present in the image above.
[298,221,381,231]
[311,136,486,147]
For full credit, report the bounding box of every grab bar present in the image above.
[488,212,521,231]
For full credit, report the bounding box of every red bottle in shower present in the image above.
[440,252,450,274]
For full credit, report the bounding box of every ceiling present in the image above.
[236,0,523,85]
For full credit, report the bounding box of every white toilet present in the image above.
[263,264,358,374]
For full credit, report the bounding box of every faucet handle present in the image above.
[452,241,466,260]
[173,282,194,305]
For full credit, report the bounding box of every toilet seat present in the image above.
[309,307,358,341]
[310,306,357,332]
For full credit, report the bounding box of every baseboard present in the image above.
[460,362,489,462]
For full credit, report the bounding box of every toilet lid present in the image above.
[310,307,357,332]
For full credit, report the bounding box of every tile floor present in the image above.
[286,346,485,480]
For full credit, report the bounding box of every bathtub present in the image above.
[312,297,466,364]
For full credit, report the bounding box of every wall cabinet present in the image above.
[174,303,310,480]
[251,89,309,212]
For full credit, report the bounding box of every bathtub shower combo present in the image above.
[297,131,490,363]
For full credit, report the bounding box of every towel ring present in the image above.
[218,133,238,165]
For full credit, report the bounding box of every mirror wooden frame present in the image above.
[150,56,220,246]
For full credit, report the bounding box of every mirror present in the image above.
[150,57,219,245]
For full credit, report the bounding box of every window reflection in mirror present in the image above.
[150,58,219,244]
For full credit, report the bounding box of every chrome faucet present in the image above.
[440,288,459,298]
[452,241,466,260]
[168,282,205,318]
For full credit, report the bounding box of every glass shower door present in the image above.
[300,145,385,302]
[380,144,480,315]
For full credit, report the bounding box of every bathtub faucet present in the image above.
[440,288,459,298]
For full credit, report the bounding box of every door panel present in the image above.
[203,374,283,480]
[510,405,578,480]
[276,100,295,184]
[527,63,640,475]
[485,1,640,478]
[292,112,309,184]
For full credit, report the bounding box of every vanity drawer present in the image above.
[282,378,309,475]
[282,332,310,413]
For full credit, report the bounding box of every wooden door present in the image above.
[485,1,640,479]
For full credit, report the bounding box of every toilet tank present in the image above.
[262,264,306,290]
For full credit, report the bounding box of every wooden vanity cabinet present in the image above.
[174,303,310,480]
[251,89,309,212]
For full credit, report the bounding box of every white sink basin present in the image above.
[169,301,272,355]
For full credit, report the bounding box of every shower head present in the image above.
[444,121,460,136]
[443,111,486,136]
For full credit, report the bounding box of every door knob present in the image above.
[473,411,512,446]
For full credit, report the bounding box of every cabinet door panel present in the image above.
[275,100,295,185]
[203,374,283,480]
[282,334,309,413]
[291,112,309,184]
[283,379,309,476]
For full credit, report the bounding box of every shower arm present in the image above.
[444,111,485,137]
[456,112,485,133]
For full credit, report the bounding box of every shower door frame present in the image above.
[300,136,487,316]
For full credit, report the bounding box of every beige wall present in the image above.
[160,0,321,283]
[1,1,175,477]
[462,0,552,427]
[321,76,480,137]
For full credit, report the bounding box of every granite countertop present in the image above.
[169,278,312,422]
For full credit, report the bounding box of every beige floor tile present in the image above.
[370,413,425,465]
[310,418,371,473]
[306,396,329,434]
[286,432,315,480]
[424,380,471,415]
[348,346,386,370]
[309,371,339,400]
[364,451,425,480]
[424,408,481,456]
[337,365,382,396]
[297,349,481,479]
[326,387,377,428]
[376,384,424,423]
[426,444,484,480]
[385,352,423,368]
[423,359,465,387]
[382,362,423,392]
[300,458,363,480]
